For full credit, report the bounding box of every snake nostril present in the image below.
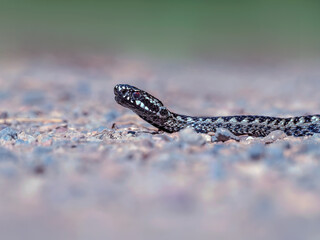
[121,89,127,95]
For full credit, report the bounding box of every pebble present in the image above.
[0,127,18,141]
[0,161,17,178]
[0,91,9,100]
[33,146,53,155]
[210,160,226,180]
[0,111,8,119]
[298,142,320,153]
[212,128,240,142]
[262,130,287,144]
[0,147,18,162]
[178,128,206,146]
[265,145,286,166]
[248,143,265,160]
[15,139,28,145]
[210,143,226,155]
[105,110,120,123]
[152,153,179,171]
[77,81,92,95]
[17,132,36,143]
[22,90,46,105]
[310,133,320,140]
[95,126,109,132]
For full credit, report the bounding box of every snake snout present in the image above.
[114,84,130,97]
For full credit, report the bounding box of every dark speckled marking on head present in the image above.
[114,84,320,137]
[114,84,165,117]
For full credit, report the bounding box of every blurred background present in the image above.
[1,0,319,61]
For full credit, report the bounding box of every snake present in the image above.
[114,84,320,137]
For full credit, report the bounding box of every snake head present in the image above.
[114,84,168,117]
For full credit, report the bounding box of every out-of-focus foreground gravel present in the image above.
[1,55,320,240]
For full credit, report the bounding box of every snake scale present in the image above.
[114,84,320,137]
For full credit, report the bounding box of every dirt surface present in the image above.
[1,55,320,240]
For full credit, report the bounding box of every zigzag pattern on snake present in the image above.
[114,84,320,137]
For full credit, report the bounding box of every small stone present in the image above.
[262,130,286,144]
[210,161,226,180]
[15,139,28,145]
[202,134,212,142]
[265,145,286,166]
[40,136,53,146]
[77,81,91,95]
[87,137,103,143]
[311,134,320,141]
[156,133,172,142]
[22,91,46,105]
[0,112,8,119]
[95,126,109,132]
[0,127,18,141]
[34,165,46,174]
[105,110,120,123]
[178,128,206,146]
[0,91,9,100]
[33,146,53,155]
[267,145,284,159]
[0,147,18,162]
[248,143,265,160]
[296,142,320,157]
[141,139,154,148]
[152,153,179,171]
[0,162,17,178]
[17,132,36,143]
[55,125,68,133]
[210,144,226,155]
[213,128,240,142]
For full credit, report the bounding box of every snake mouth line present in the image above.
[114,95,120,103]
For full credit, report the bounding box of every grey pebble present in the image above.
[178,128,206,146]
[212,128,240,142]
[22,90,46,105]
[262,130,286,144]
[104,110,120,123]
[0,91,9,100]
[0,147,18,162]
[15,139,28,145]
[77,81,92,95]
[29,148,55,171]
[210,143,226,155]
[53,140,74,147]
[152,153,180,171]
[33,146,53,155]
[310,133,320,141]
[248,143,266,160]
[0,162,17,178]
[210,160,226,180]
[95,127,112,134]
[0,127,18,141]
[265,145,286,167]
[298,142,320,156]
[0,111,8,119]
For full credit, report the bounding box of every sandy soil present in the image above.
[1,55,320,240]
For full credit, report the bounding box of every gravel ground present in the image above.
[1,55,320,240]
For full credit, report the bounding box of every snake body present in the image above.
[114,84,320,137]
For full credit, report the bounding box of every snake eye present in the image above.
[159,108,168,116]
[132,91,141,100]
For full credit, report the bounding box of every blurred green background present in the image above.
[0,0,319,59]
